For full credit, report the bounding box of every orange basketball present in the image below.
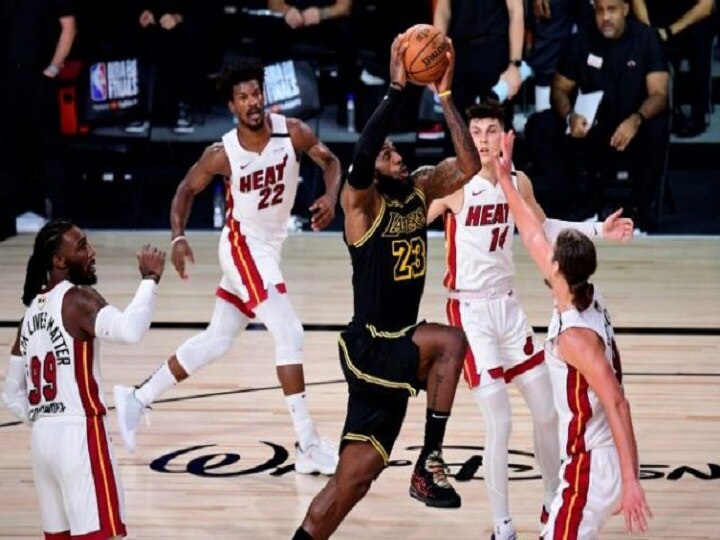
[403,24,449,86]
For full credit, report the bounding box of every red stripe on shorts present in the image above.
[227,219,268,310]
[504,350,545,383]
[446,298,479,388]
[553,451,591,540]
[86,417,126,539]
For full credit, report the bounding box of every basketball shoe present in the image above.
[295,438,338,475]
[409,450,461,508]
[490,518,517,540]
[113,385,149,453]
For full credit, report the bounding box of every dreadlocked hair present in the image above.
[22,220,73,306]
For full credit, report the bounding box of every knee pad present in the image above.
[255,289,304,366]
[176,299,247,375]
[176,329,235,375]
[270,313,303,366]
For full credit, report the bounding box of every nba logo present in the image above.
[90,62,108,102]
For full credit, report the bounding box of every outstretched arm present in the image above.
[65,246,166,344]
[416,40,481,203]
[493,132,554,278]
[559,329,652,535]
[341,34,409,243]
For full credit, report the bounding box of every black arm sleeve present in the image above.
[346,87,404,189]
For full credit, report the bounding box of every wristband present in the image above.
[171,235,186,246]
[438,90,452,99]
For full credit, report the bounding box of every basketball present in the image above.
[403,24,449,86]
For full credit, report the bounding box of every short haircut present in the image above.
[466,99,505,127]
[217,59,265,102]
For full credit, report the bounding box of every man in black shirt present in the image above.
[0,0,77,241]
[292,34,481,540]
[632,0,714,137]
[526,0,669,231]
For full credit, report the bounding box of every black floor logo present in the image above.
[150,442,720,482]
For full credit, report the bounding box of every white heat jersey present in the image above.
[443,173,517,293]
[20,281,107,421]
[222,113,300,252]
[545,291,623,457]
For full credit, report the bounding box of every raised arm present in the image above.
[416,40,481,204]
[64,245,166,344]
[559,329,652,535]
[341,34,409,243]
[288,118,341,230]
[433,0,451,33]
[493,132,554,278]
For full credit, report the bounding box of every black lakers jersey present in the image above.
[347,188,427,332]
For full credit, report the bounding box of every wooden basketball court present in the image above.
[1,231,718,539]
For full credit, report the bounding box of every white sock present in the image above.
[135,362,176,406]
[535,86,551,113]
[285,392,316,449]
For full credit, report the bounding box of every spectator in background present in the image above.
[434,0,525,131]
[129,0,209,134]
[632,0,715,138]
[527,0,593,112]
[0,0,77,240]
[526,0,669,232]
[266,0,357,126]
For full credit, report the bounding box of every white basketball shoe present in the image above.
[295,438,339,475]
[113,385,148,452]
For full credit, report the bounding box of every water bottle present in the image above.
[346,93,356,133]
[213,183,225,229]
[491,61,533,103]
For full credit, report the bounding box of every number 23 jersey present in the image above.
[347,188,427,332]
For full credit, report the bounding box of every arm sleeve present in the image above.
[94,279,158,344]
[346,87,404,189]
[543,218,603,242]
[2,355,29,424]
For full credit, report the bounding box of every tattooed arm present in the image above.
[415,41,480,204]
[415,93,481,204]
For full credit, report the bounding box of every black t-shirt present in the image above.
[643,0,696,27]
[557,18,667,130]
[449,0,509,42]
[347,189,428,332]
[0,0,75,65]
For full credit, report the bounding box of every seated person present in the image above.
[264,0,357,125]
[525,0,669,231]
[632,0,715,137]
[129,0,210,133]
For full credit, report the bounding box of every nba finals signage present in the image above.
[89,58,141,114]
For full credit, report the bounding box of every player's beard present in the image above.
[68,263,97,287]
[376,172,413,200]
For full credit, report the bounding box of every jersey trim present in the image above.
[73,340,105,416]
[352,197,386,248]
[365,322,416,339]
[343,433,390,465]
[445,299,480,388]
[87,417,125,538]
[566,365,592,455]
[554,451,591,540]
[338,336,418,397]
[442,211,457,290]
[228,218,268,309]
